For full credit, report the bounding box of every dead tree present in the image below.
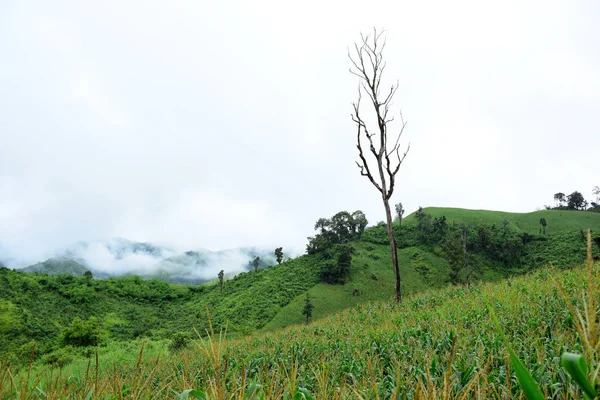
[349,29,410,302]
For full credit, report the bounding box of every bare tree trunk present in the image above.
[349,29,410,303]
[383,199,401,301]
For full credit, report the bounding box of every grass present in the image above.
[403,207,600,234]
[3,206,599,365]
[2,243,598,398]
[263,243,451,330]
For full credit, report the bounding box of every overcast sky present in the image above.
[1,0,599,265]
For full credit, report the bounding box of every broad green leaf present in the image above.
[293,387,314,400]
[179,389,207,400]
[561,352,597,399]
[487,303,545,400]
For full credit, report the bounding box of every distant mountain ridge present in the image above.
[17,238,281,284]
[20,257,90,276]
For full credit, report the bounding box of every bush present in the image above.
[61,317,101,347]
[42,346,74,367]
[169,331,190,352]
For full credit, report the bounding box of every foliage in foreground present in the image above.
[2,248,598,399]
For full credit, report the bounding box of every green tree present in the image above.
[568,191,587,210]
[441,225,479,285]
[218,270,224,292]
[394,203,405,226]
[169,331,190,352]
[330,211,353,243]
[350,30,410,302]
[539,217,547,235]
[502,219,510,236]
[302,293,314,325]
[441,233,463,285]
[554,192,566,207]
[476,225,492,252]
[306,234,331,255]
[83,270,93,281]
[415,207,433,244]
[306,210,368,254]
[321,244,354,284]
[252,257,260,272]
[274,247,283,264]
[61,316,101,347]
[432,215,448,241]
[351,210,368,238]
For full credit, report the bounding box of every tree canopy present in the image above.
[306,211,368,254]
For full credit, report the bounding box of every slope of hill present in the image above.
[20,257,90,276]
[262,242,451,330]
[3,207,599,368]
[403,207,600,234]
[4,256,597,399]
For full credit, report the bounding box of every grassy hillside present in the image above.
[0,244,450,360]
[4,255,598,398]
[3,206,599,374]
[265,208,600,332]
[403,207,600,234]
[263,242,451,330]
[20,257,90,276]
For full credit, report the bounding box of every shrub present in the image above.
[61,316,101,347]
[41,346,74,367]
[169,331,190,352]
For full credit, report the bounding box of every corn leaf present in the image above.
[560,352,597,399]
[293,387,314,400]
[487,303,545,400]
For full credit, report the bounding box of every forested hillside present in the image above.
[2,207,599,370]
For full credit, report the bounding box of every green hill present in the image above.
[4,254,598,398]
[403,207,600,234]
[2,207,600,369]
[20,257,90,276]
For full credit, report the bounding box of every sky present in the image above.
[1,0,599,267]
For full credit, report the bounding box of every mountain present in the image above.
[17,238,281,284]
[20,257,90,276]
[140,247,279,284]
[58,237,174,263]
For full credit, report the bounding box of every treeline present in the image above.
[545,187,600,212]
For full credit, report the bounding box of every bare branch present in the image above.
[349,28,406,302]
[382,82,398,106]
[349,28,407,302]
[386,143,410,200]
[352,93,383,194]
[387,115,407,157]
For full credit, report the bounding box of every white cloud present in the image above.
[1,0,599,267]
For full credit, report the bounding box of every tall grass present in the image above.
[1,238,598,399]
